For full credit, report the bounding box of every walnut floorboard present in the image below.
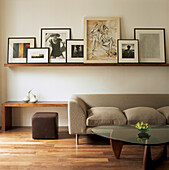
[0,127,168,170]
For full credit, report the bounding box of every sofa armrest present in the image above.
[68,96,87,134]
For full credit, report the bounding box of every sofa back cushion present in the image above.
[123,107,166,125]
[86,107,127,126]
[72,94,169,110]
[157,106,169,124]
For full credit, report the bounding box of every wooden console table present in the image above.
[1,101,68,131]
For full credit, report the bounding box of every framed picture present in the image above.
[27,48,49,63]
[66,39,84,63]
[8,37,36,64]
[118,39,139,63]
[84,17,120,63]
[41,28,71,63]
[134,28,166,63]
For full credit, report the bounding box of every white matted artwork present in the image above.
[84,17,120,63]
[41,28,71,63]
[66,39,84,63]
[134,28,166,63]
[118,39,139,63]
[8,37,36,64]
[27,48,49,63]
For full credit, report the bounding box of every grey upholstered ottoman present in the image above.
[32,112,58,139]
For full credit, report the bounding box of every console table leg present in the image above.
[110,139,123,159]
[2,106,12,131]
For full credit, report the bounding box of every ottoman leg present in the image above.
[76,134,79,145]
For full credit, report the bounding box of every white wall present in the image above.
[0,0,169,126]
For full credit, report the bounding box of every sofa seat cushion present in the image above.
[157,106,169,124]
[86,107,127,126]
[124,107,166,125]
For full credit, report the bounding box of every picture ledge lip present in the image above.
[4,63,169,67]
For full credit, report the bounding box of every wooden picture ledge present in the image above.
[4,63,169,67]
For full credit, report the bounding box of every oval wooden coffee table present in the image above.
[92,125,169,170]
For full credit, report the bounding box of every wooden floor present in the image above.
[0,127,169,170]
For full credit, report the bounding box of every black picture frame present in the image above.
[66,39,84,63]
[134,28,166,63]
[7,37,36,64]
[117,39,139,63]
[41,28,71,63]
[27,47,49,64]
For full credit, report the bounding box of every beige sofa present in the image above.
[68,94,169,144]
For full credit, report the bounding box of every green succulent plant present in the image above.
[135,122,150,130]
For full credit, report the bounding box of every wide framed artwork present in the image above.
[41,28,71,63]
[66,39,84,63]
[84,17,120,63]
[27,48,49,63]
[8,37,36,64]
[134,28,166,63]
[118,39,139,63]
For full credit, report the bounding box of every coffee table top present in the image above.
[92,125,169,145]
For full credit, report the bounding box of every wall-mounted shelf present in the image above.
[4,63,169,67]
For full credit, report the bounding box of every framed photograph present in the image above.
[134,28,166,63]
[27,48,49,63]
[41,28,71,63]
[66,39,84,63]
[84,17,120,63]
[8,37,36,64]
[118,39,139,63]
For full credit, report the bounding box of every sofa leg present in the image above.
[76,134,79,145]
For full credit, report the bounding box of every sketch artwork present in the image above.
[84,18,120,63]
[89,24,114,57]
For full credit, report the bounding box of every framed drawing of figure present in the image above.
[84,17,120,63]
[41,28,71,63]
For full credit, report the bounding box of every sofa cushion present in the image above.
[157,106,169,124]
[124,107,166,125]
[86,107,127,126]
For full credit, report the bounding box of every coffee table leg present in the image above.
[110,139,123,159]
[143,145,153,170]
[143,145,167,170]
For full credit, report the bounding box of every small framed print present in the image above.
[41,28,71,63]
[8,37,36,64]
[134,28,166,63]
[66,39,84,63]
[118,39,139,63]
[27,48,49,63]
